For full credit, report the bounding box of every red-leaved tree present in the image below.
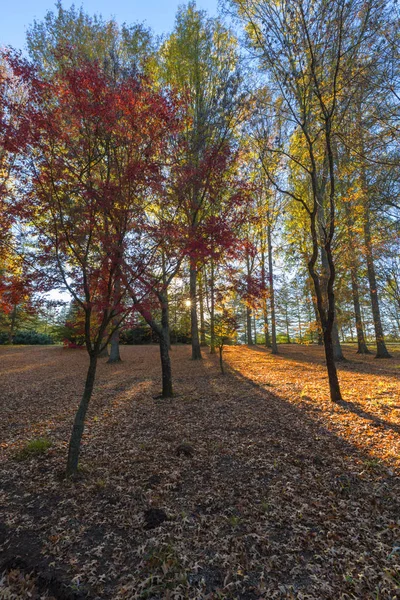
[8,52,179,475]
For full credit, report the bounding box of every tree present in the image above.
[160,2,245,359]
[11,53,176,475]
[230,0,384,402]
[27,2,155,78]
[26,4,157,364]
[0,58,33,330]
[213,307,239,374]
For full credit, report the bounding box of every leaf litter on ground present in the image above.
[0,343,399,599]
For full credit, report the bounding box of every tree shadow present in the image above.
[336,399,400,435]
[225,345,400,438]
[1,344,400,599]
[247,343,400,378]
[203,356,400,595]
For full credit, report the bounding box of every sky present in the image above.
[0,0,219,51]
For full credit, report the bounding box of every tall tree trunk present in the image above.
[190,263,202,360]
[332,321,345,361]
[309,160,342,402]
[319,249,344,360]
[198,270,207,346]
[363,199,391,358]
[267,223,278,354]
[343,200,370,353]
[66,354,97,477]
[159,292,173,397]
[253,312,257,344]
[8,304,17,344]
[297,299,303,343]
[323,327,342,402]
[350,268,370,354]
[133,290,174,397]
[306,293,314,342]
[309,282,323,345]
[219,345,224,374]
[246,306,253,345]
[108,277,122,363]
[159,333,173,397]
[210,259,216,354]
[245,251,254,346]
[263,301,271,347]
[285,305,291,343]
[108,327,121,363]
[261,240,271,348]
[318,192,344,360]
[309,266,342,403]
[357,106,391,359]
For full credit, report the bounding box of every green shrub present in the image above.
[169,329,191,344]
[0,332,9,345]
[120,326,155,345]
[15,438,52,461]
[12,331,54,345]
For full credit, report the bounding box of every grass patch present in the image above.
[15,437,52,461]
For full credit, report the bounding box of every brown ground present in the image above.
[0,343,399,599]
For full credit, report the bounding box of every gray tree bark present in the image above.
[190,264,202,360]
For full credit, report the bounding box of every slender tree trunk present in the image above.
[332,321,345,361]
[198,270,207,346]
[297,301,302,343]
[261,246,271,347]
[253,312,257,344]
[190,264,202,360]
[267,223,278,354]
[311,293,323,345]
[308,277,323,345]
[285,307,291,344]
[263,302,271,347]
[318,192,344,360]
[323,327,342,403]
[308,176,342,402]
[246,306,253,345]
[159,293,173,397]
[357,107,391,359]
[133,290,174,397]
[245,250,254,346]
[8,304,17,344]
[306,293,314,342]
[210,259,216,354]
[313,290,343,402]
[363,201,391,358]
[219,345,224,374]
[319,251,344,360]
[343,200,370,353]
[159,333,173,397]
[350,268,370,354]
[321,239,343,357]
[108,276,122,363]
[310,269,343,403]
[66,354,97,477]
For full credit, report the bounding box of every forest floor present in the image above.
[0,343,400,600]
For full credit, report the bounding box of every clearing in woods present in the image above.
[0,344,399,599]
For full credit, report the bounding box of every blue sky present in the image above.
[1,0,219,51]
